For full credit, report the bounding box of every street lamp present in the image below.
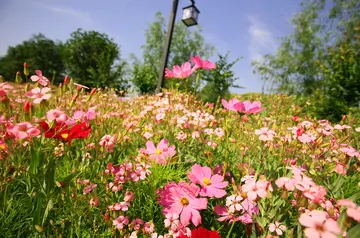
[182,0,200,27]
[156,0,200,93]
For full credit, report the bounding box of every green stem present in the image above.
[226,221,236,238]
[194,71,200,94]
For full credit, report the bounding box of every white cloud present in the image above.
[247,16,277,62]
[43,5,93,25]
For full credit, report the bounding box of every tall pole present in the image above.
[156,0,179,93]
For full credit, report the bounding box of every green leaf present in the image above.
[347,224,360,238]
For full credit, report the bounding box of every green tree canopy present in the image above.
[63,29,127,90]
[0,33,65,84]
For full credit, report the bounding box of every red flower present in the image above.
[40,121,91,142]
[178,227,221,238]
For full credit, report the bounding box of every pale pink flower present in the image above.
[0,82,13,97]
[334,163,347,175]
[7,122,41,140]
[90,197,100,207]
[241,179,269,201]
[83,184,97,195]
[234,100,265,114]
[190,56,216,70]
[299,210,342,238]
[25,87,51,104]
[226,195,243,213]
[221,98,241,111]
[139,139,176,164]
[46,109,69,123]
[187,164,228,198]
[275,177,295,191]
[157,182,208,226]
[108,202,130,211]
[30,70,50,86]
[177,131,187,142]
[99,134,117,152]
[339,145,360,157]
[334,124,351,130]
[255,127,276,141]
[74,82,89,90]
[165,62,194,79]
[338,199,360,222]
[113,215,129,230]
[269,221,286,236]
[124,191,135,202]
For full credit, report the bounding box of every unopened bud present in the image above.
[90,88,96,96]
[64,75,69,85]
[77,85,81,91]
[59,83,62,88]
[25,83,30,92]
[0,75,4,82]
[73,93,79,101]
[15,71,22,83]
[23,62,29,76]
[23,101,32,114]
[341,115,347,121]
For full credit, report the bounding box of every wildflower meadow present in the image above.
[0,57,360,238]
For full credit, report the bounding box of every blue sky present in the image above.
[0,0,303,93]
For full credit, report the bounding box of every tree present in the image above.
[252,0,360,121]
[63,29,128,89]
[0,34,65,84]
[199,54,243,104]
[131,12,215,94]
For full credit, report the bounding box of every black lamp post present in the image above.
[156,0,200,93]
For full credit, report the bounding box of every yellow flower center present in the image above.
[0,144,5,150]
[203,177,211,185]
[155,149,162,155]
[180,197,189,206]
[61,133,69,139]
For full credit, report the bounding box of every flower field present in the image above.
[0,62,360,238]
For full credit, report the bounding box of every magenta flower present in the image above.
[157,182,208,226]
[233,100,265,114]
[7,122,41,140]
[30,70,50,86]
[165,62,194,79]
[299,210,342,238]
[221,98,241,111]
[25,87,51,104]
[187,164,228,198]
[190,56,216,70]
[139,139,176,164]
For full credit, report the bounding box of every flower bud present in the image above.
[23,62,29,76]
[59,83,63,88]
[25,83,30,92]
[0,75,4,82]
[90,88,96,96]
[64,75,69,85]
[23,101,32,114]
[15,71,22,83]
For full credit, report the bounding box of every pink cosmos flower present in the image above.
[139,139,176,164]
[124,191,135,202]
[7,122,41,140]
[25,87,51,104]
[99,134,117,152]
[30,70,50,86]
[255,127,276,141]
[113,215,129,230]
[299,210,342,238]
[339,145,360,157]
[233,100,265,114]
[46,109,69,123]
[157,182,208,227]
[269,221,286,236]
[187,164,228,198]
[165,62,194,79]
[221,98,241,111]
[241,179,269,201]
[190,56,216,70]
[337,199,360,222]
[0,82,13,97]
[275,177,295,191]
